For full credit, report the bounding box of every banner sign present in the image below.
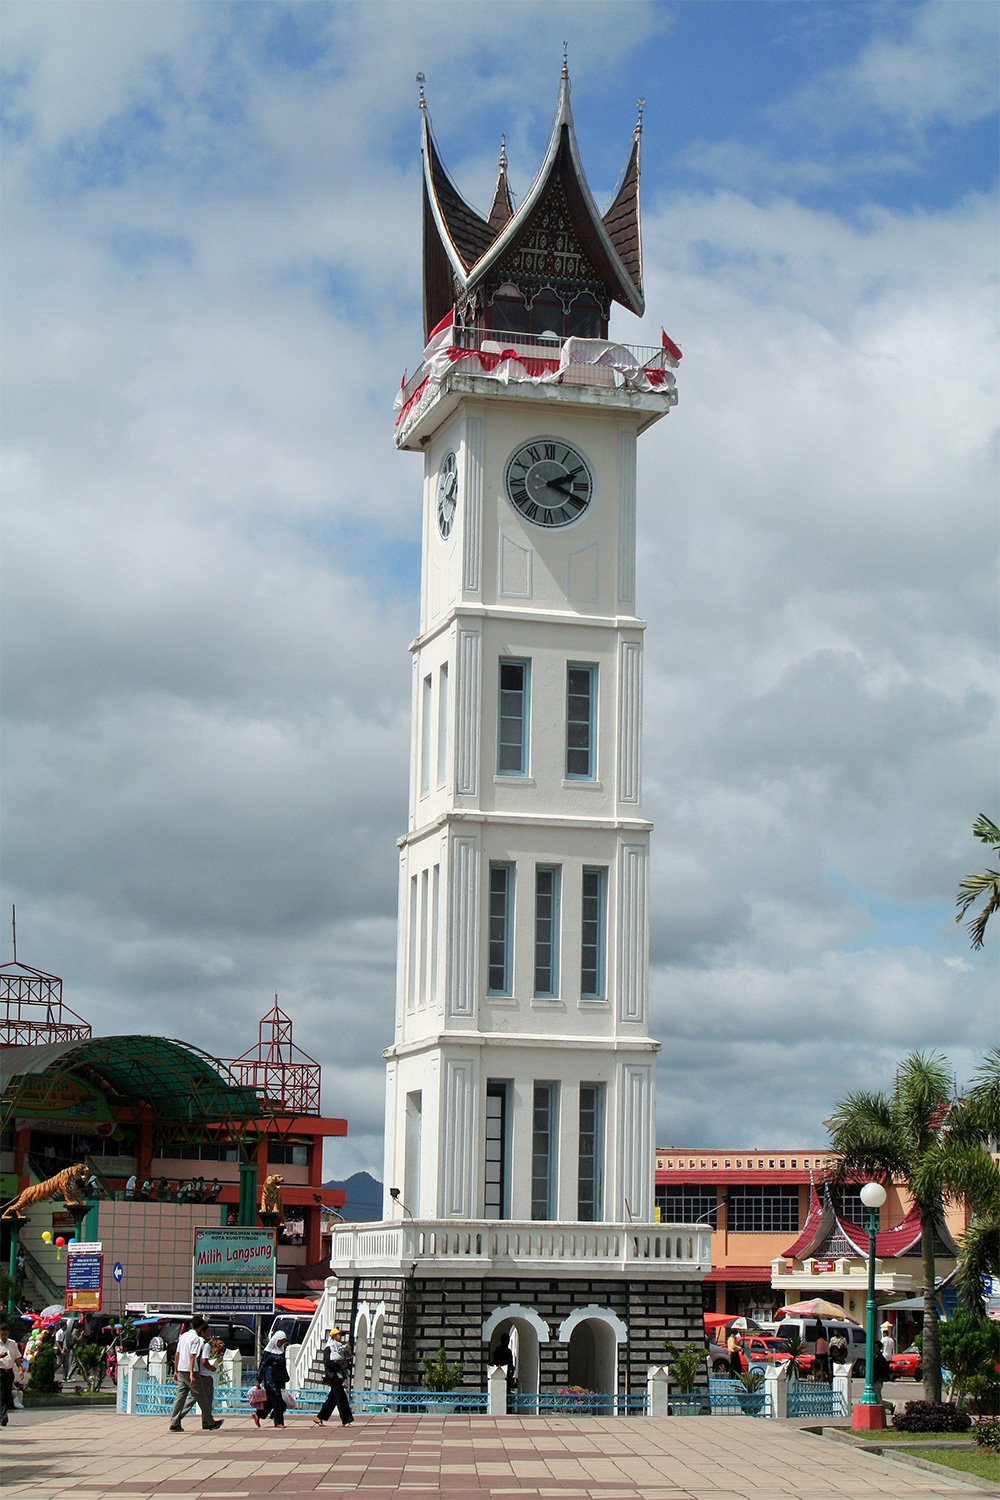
[66,1252,103,1313]
[192,1227,276,1314]
[812,1260,835,1274]
[10,1073,112,1124]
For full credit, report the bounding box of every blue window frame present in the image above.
[531,1082,558,1220]
[581,867,607,999]
[578,1083,604,1222]
[497,660,530,775]
[534,866,560,997]
[487,864,513,994]
[566,664,596,779]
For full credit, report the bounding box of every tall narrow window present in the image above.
[534,866,560,997]
[484,1081,509,1218]
[430,864,440,1002]
[420,674,432,795]
[581,868,607,999]
[497,660,529,775]
[578,1083,604,1221]
[407,876,418,1011]
[437,664,449,786]
[566,664,596,779]
[487,864,513,994]
[531,1082,558,1220]
[404,1091,422,1218]
[418,869,429,1007]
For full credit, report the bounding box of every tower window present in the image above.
[581,867,607,999]
[566,664,596,779]
[531,1082,559,1220]
[497,659,529,775]
[490,286,528,336]
[420,674,432,796]
[529,288,564,340]
[578,1083,604,1221]
[487,864,514,995]
[485,1080,509,1218]
[566,292,601,339]
[436,663,449,786]
[534,866,561,997]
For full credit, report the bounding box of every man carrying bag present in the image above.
[312,1327,354,1428]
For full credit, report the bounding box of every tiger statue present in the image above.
[260,1173,284,1221]
[2,1162,90,1219]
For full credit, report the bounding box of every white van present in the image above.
[774,1317,868,1375]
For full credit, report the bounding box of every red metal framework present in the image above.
[0,961,92,1046]
[226,999,322,1116]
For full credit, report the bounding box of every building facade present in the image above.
[316,69,709,1402]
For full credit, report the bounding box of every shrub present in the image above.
[974,1417,1000,1451]
[892,1400,972,1433]
[420,1346,464,1392]
[74,1343,105,1394]
[26,1341,60,1394]
[939,1311,999,1409]
[664,1340,705,1393]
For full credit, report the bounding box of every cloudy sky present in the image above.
[3,1,997,1181]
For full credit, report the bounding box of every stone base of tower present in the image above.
[307,1220,712,1400]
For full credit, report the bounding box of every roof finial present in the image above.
[11,905,16,963]
[416,71,426,110]
[635,96,645,136]
[499,133,507,171]
[561,41,568,80]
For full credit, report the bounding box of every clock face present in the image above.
[504,437,593,528]
[436,451,458,538]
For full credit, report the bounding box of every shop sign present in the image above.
[192,1227,276,1314]
[66,1251,103,1313]
[11,1073,112,1123]
[812,1259,835,1274]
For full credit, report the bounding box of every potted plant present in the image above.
[421,1346,464,1413]
[736,1368,766,1417]
[664,1339,710,1416]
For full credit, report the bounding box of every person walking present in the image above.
[169,1315,223,1432]
[312,1327,354,1428]
[253,1330,290,1428]
[0,1322,23,1426]
[726,1328,742,1377]
[880,1322,896,1360]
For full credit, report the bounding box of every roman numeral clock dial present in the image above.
[504,437,593,528]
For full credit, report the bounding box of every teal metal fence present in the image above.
[508,1392,647,1416]
[787,1384,847,1419]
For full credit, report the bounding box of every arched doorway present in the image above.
[482,1304,549,1397]
[558,1306,626,1402]
[369,1305,386,1391]
[352,1306,370,1393]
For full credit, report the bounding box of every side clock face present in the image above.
[436,451,458,538]
[504,437,593,528]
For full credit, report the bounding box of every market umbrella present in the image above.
[39,1304,67,1319]
[776,1298,860,1323]
[703,1313,735,1330]
[729,1316,764,1333]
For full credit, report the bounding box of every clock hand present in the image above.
[546,475,576,496]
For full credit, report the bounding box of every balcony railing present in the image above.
[395,330,677,439]
[329,1218,711,1275]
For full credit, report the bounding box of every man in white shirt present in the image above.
[0,1322,24,1426]
[880,1323,896,1360]
[168,1315,222,1432]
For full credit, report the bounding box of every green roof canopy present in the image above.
[1,1035,265,1128]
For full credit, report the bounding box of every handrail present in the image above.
[330,1218,711,1272]
[17,1240,62,1303]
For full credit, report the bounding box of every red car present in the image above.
[731,1336,815,1375]
[889,1346,922,1381]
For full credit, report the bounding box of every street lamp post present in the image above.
[853,1180,888,1430]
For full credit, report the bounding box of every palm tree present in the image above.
[827,1051,1000,1404]
[955,814,1000,949]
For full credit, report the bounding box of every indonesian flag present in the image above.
[660,328,683,366]
[425,308,456,358]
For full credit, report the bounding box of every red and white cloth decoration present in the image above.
[395,314,677,432]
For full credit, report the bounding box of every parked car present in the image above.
[709,1341,732,1373]
[774,1318,868,1376]
[889,1344,922,1381]
[204,1318,257,1358]
[266,1313,313,1349]
[732,1335,815,1375]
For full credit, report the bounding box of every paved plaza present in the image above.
[0,1409,990,1500]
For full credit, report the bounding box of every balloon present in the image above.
[41,1231,52,1243]
[55,1236,66,1247]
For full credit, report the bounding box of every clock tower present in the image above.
[317,65,709,1406]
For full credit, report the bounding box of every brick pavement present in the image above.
[0,1408,986,1499]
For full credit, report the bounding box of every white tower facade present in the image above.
[316,73,708,1403]
[382,75,673,1232]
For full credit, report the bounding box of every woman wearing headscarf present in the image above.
[312,1326,354,1428]
[253,1330,290,1428]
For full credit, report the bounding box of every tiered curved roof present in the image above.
[782,1182,957,1261]
[420,66,644,338]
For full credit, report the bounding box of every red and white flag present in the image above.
[660,328,683,366]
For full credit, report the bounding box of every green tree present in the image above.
[955,814,1000,949]
[939,1309,1000,1410]
[827,1050,1000,1404]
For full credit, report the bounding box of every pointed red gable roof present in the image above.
[419,68,644,340]
[782,1187,958,1262]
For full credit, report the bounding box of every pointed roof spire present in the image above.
[487,134,514,233]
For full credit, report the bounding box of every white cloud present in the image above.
[1,1,996,1179]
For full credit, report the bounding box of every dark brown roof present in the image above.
[602,133,642,292]
[423,117,494,271]
[487,141,514,233]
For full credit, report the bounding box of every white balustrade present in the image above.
[329,1220,710,1276]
